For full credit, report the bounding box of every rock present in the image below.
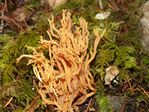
[140,1,149,52]
[107,95,125,112]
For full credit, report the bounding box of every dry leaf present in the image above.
[95,12,110,20]
[104,66,119,85]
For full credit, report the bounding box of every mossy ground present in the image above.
[0,0,149,111]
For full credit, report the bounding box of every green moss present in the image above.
[95,81,112,112]
[0,29,40,110]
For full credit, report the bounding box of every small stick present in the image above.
[4,97,13,107]
[98,0,103,9]
[138,85,149,98]
[85,98,93,112]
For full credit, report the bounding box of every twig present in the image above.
[138,85,149,98]
[98,0,103,9]
[28,95,40,112]
[85,98,94,112]
[126,76,133,92]
[0,10,4,33]
[0,0,7,33]
[4,97,13,107]
[0,16,24,31]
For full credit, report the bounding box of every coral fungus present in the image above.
[17,10,105,112]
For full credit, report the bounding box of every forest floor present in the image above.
[0,0,149,112]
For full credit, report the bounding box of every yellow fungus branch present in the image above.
[17,10,106,112]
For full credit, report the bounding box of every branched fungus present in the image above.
[17,10,105,112]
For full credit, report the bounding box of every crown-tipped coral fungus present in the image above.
[17,10,106,112]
